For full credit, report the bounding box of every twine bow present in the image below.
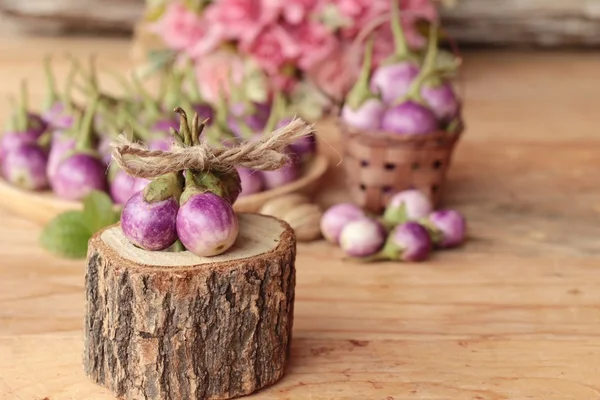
[110,117,314,179]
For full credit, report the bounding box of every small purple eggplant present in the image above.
[371,63,420,105]
[380,100,438,134]
[339,217,386,257]
[121,193,179,251]
[421,81,460,124]
[41,56,76,130]
[46,130,77,181]
[320,202,365,244]
[109,166,138,206]
[1,82,46,160]
[237,167,264,197]
[50,97,108,201]
[227,101,271,139]
[417,26,460,124]
[380,24,464,135]
[1,143,48,190]
[383,189,433,226]
[341,39,385,131]
[369,0,420,105]
[121,171,183,251]
[381,221,432,262]
[260,148,300,190]
[176,190,239,257]
[52,153,108,200]
[278,117,317,164]
[423,209,466,248]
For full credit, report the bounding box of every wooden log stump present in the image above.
[83,213,296,400]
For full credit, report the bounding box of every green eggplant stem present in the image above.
[186,59,203,102]
[17,80,29,131]
[214,85,230,129]
[76,96,99,151]
[390,0,409,60]
[402,23,440,103]
[344,252,390,263]
[345,38,376,110]
[263,90,283,135]
[174,107,193,146]
[169,127,185,147]
[131,72,160,119]
[63,59,79,114]
[43,55,58,109]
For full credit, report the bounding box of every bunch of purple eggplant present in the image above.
[0,55,316,209]
[0,55,214,205]
[340,2,462,136]
[121,109,240,257]
[320,189,466,263]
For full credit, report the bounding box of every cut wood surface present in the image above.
[1,35,600,399]
[85,214,296,400]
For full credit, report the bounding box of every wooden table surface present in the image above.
[1,33,600,400]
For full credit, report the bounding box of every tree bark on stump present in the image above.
[83,213,296,400]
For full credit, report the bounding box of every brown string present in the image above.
[110,118,314,179]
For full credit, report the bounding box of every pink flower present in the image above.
[401,0,438,22]
[240,25,300,73]
[282,0,321,24]
[194,50,247,103]
[152,3,223,57]
[204,0,278,41]
[305,45,359,101]
[336,0,437,43]
[288,21,338,70]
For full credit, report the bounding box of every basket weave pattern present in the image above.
[341,125,462,213]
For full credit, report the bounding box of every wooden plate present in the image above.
[0,154,329,225]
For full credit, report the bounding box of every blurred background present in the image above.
[3,0,600,47]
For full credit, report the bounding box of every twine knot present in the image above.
[110,117,314,179]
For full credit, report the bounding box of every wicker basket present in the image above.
[340,122,463,214]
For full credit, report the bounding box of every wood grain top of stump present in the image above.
[84,213,297,400]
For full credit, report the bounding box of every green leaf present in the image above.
[83,190,120,233]
[39,211,92,259]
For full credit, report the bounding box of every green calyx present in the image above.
[382,202,408,228]
[37,130,53,149]
[107,162,121,182]
[143,172,185,203]
[418,217,443,245]
[446,115,463,134]
[383,0,420,65]
[345,38,378,110]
